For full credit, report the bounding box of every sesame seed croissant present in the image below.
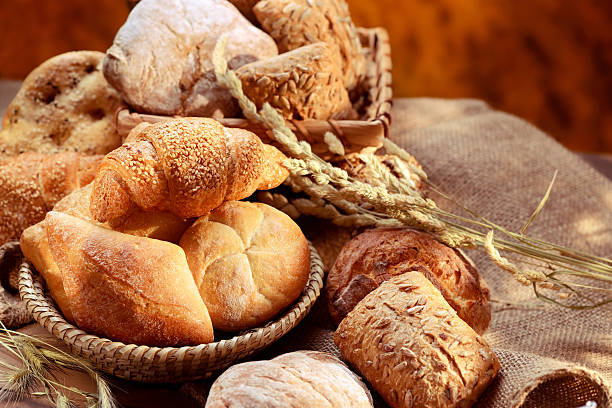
[89,118,289,223]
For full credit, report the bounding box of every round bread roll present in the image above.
[326,227,491,334]
[179,201,310,332]
[206,350,373,407]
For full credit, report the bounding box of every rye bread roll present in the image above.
[334,272,500,408]
[326,227,491,334]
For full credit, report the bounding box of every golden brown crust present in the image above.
[334,272,500,408]
[206,350,373,407]
[89,118,289,223]
[45,211,213,346]
[179,201,310,332]
[103,0,277,117]
[20,223,74,322]
[0,152,102,246]
[20,183,193,322]
[236,43,355,120]
[253,0,366,91]
[326,228,491,334]
[0,51,124,157]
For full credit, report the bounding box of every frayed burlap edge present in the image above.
[0,241,32,328]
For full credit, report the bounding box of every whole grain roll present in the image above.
[326,227,491,333]
[334,272,500,408]
[206,350,373,407]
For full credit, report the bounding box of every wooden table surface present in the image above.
[0,80,610,407]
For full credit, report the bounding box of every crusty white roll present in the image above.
[335,272,500,408]
[44,211,213,346]
[206,350,373,407]
[179,201,310,332]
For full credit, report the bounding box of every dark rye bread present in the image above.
[326,227,491,334]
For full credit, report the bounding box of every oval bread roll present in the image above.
[180,201,310,332]
[334,272,500,408]
[326,227,491,333]
[206,350,373,407]
[45,211,213,346]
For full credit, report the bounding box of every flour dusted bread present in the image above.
[254,0,366,91]
[236,42,355,120]
[326,227,491,334]
[0,152,102,246]
[179,201,310,331]
[104,0,277,117]
[206,350,373,407]
[335,272,500,408]
[0,51,124,157]
[89,118,289,223]
[44,211,213,346]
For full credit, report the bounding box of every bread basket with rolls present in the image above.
[16,117,326,382]
[18,242,324,382]
[114,25,392,159]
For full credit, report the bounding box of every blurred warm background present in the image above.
[0,0,610,152]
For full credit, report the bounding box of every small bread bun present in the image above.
[326,227,491,334]
[206,350,373,407]
[180,201,310,332]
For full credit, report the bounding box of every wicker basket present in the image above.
[115,27,393,158]
[18,242,324,383]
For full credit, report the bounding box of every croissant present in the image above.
[90,118,289,223]
[0,152,102,245]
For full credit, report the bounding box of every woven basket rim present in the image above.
[18,241,324,381]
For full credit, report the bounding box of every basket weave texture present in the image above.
[18,242,324,383]
[115,27,392,157]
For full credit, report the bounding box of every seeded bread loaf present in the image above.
[206,350,373,407]
[334,272,500,408]
[236,42,355,120]
[326,227,491,334]
[253,0,366,91]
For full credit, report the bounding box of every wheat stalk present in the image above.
[213,36,612,307]
[0,325,116,408]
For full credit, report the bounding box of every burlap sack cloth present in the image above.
[184,98,612,408]
[1,98,609,407]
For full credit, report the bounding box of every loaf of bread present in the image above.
[206,350,373,407]
[236,42,355,120]
[104,0,277,117]
[253,0,366,91]
[0,152,102,246]
[89,118,289,223]
[179,201,310,331]
[43,211,213,346]
[20,183,193,321]
[0,51,124,158]
[335,272,500,408]
[326,227,491,334]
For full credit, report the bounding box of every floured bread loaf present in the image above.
[326,227,491,334]
[206,350,373,407]
[335,272,500,408]
[179,201,310,331]
[237,42,355,120]
[44,211,213,346]
[104,0,278,117]
[254,0,366,91]
[0,51,124,157]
